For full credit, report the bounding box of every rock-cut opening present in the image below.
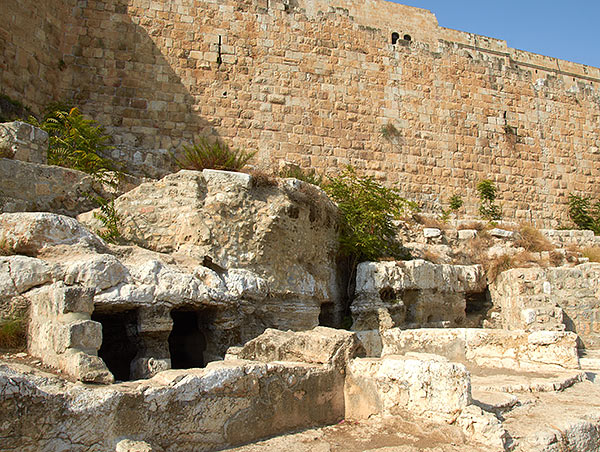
[168,309,207,369]
[92,309,140,382]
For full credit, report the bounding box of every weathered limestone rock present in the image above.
[381,328,580,371]
[0,212,105,255]
[27,282,113,383]
[78,170,343,330]
[352,260,486,330]
[0,158,113,216]
[116,439,157,452]
[0,121,47,163]
[0,255,52,319]
[233,327,364,370]
[344,355,471,420]
[0,358,344,452]
[490,264,600,347]
[457,405,510,450]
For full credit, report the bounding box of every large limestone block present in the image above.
[78,170,341,305]
[356,260,486,294]
[344,355,471,420]
[352,260,486,330]
[381,328,580,370]
[0,212,104,255]
[234,327,364,369]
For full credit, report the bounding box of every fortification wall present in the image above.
[2,0,600,226]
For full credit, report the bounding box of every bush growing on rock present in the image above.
[323,166,417,263]
[477,179,502,221]
[0,317,27,350]
[28,106,119,184]
[174,137,255,172]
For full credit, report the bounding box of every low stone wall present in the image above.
[541,229,600,248]
[490,264,600,348]
[381,328,580,371]
[0,358,344,452]
[352,260,486,330]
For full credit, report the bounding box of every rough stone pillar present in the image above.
[130,305,172,379]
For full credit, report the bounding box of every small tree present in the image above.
[477,179,502,221]
[324,166,417,264]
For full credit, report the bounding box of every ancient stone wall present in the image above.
[0,0,76,113]
[3,0,600,226]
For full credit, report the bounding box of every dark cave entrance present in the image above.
[319,302,337,328]
[92,309,139,382]
[168,309,207,369]
[465,289,492,327]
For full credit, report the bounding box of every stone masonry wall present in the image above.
[3,0,600,226]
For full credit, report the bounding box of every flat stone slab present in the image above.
[470,369,588,393]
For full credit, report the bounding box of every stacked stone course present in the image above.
[1,0,599,226]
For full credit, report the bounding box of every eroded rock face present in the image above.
[381,328,581,371]
[0,358,344,452]
[78,170,343,326]
[232,327,365,370]
[344,354,471,421]
[352,260,487,331]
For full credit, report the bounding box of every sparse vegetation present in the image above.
[92,197,122,244]
[0,238,15,256]
[568,194,600,235]
[477,179,502,221]
[323,166,417,263]
[440,194,464,222]
[28,106,119,184]
[414,213,446,230]
[515,224,554,252]
[0,146,14,159]
[246,169,278,187]
[0,317,27,350]
[381,123,401,141]
[174,137,255,172]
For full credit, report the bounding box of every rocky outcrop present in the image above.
[79,169,344,326]
[0,184,342,382]
[0,355,344,452]
[352,260,487,330]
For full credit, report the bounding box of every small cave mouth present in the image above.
[92,309,140,382]
[319,302,337,328]
[168,309,207,369]
[391,32,400,45]
[379,287,396,302]
[403,34,412,41]
[465,289,492,327]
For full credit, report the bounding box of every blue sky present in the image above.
[388,0,600,68]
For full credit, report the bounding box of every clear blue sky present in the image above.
[388,0,600,68]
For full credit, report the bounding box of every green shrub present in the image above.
[477,179,502,221]
[174,137,255,172]
[92,196,122,244]
[28,106,118,183]
[568,194,600,235]
[323,166,417,263]
[0,317,27,350]
[440,194,464,222]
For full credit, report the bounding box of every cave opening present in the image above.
[92,309,140,382]
[168,309,207,369]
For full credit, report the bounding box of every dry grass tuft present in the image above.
[413,213,446,230]
[244,169,279,187]
[484,251,534,282]
[515,224,554,252]
[0,238,16,256]
[0,317,27,350]
[423,248,443,264]
[456,221,488,231]
[582,247,600,263]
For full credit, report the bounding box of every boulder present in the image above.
[0,212,105,255]
[234,327,365,369]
